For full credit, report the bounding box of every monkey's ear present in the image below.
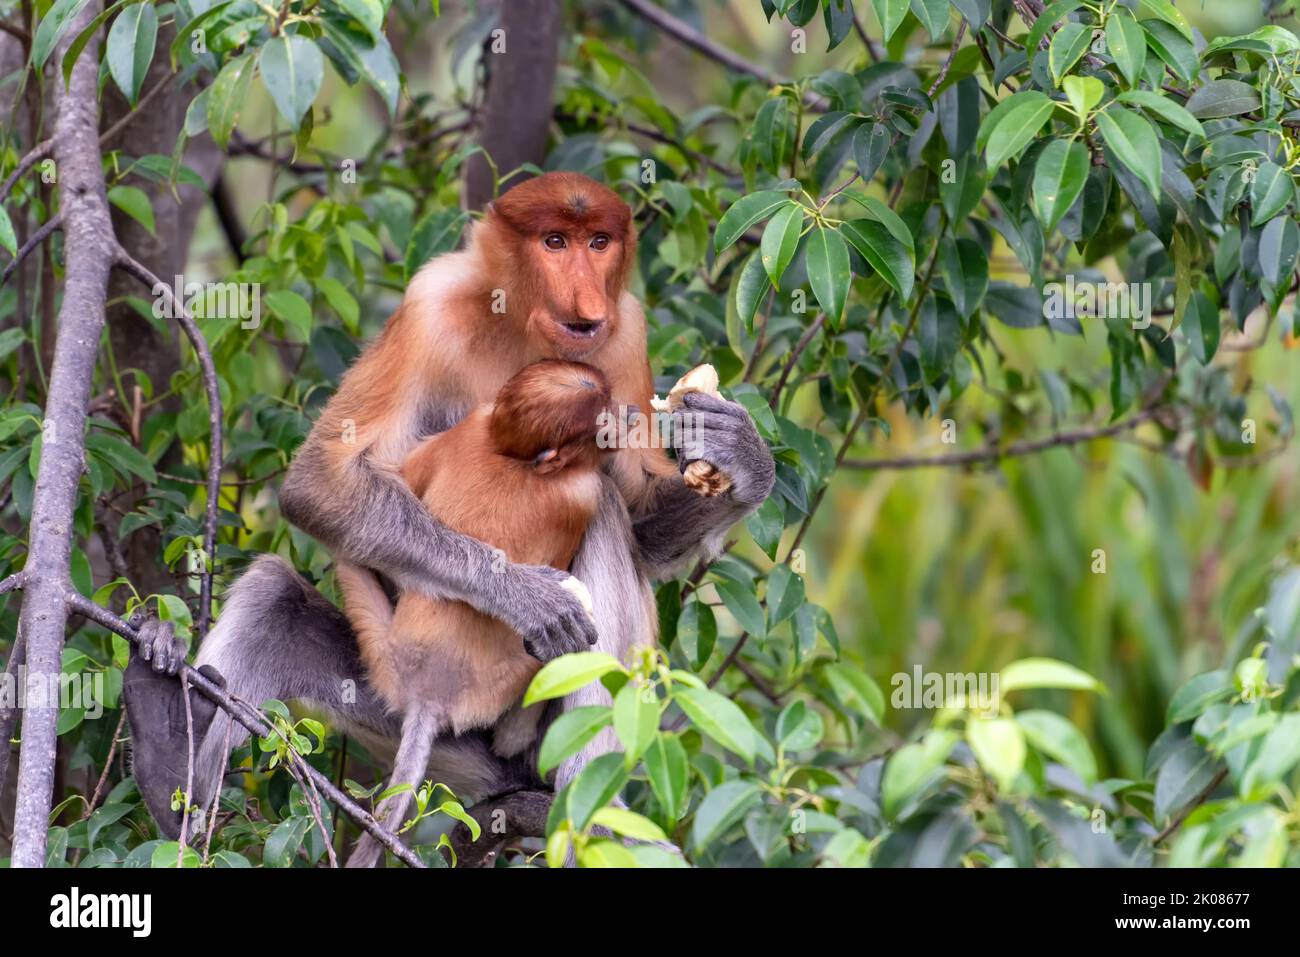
[533,448,562,473]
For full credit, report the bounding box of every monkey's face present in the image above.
[487,173,635,361]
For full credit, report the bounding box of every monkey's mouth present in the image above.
[560,320,605,340]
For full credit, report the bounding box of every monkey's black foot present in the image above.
[127,614,189,675]
[122,649,223,840]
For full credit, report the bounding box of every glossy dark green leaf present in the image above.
[983,91,1056,171]
[206,52,256,149]
[804,225,851,324]
[1033,138,1089,233]
[1250,160,1293,226]
[714,190,789,253]
[1048,21,1090,86]
[939,236,988,318]
[1185,79,1261,119]
[1105,12,1146,87]
[259,34,324,127]
[841,218,914,299]
[759,202,803,286]
[1095,106,1161,200]
[106,2,157,105]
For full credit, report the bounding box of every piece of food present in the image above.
[659,364,733,497]
[560,575,596,622]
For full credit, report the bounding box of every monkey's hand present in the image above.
[127,612,189,675]
[673,392,776,509]
[496,564,599,662]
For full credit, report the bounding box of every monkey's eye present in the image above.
[544,233,567,251]
[589,233,610,251]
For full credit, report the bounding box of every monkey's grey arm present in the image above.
[279,438,596,660]
[633,392,776,578]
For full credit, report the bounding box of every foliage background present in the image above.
[1,0,1299,867]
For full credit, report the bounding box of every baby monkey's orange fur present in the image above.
[337,360,613,763]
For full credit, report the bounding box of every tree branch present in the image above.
[11,1,117,868]
[0,213,61,288]
[448,789,552,867]
[842,408,1162,471]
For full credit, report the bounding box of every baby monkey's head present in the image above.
[489,359,615,472]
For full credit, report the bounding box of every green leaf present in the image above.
[537,706,611,777]
[1165,670,1233,723]
[32,0,93,69]
[1033,138,1089,233]
[644,734,689,820]
[404,208,467,280]
[821,662,884,726]
[691,780,761,850]
[775,699,824,751]
[107,2,157,105]
[206,52,256,149]
[939,236,988,318]
[841,218,913,299]
[1016,710,1098,784]
[714,190,789,253]
[1095,106,1161,200]
[871,0,908,41]
[715,578,767,639]
[1136,0,1193,43]
[852,122,890,183]
[1048,22,1090,86]
[264,289,313,342]
[1250,160,1293,226]
[1259,215,1299,290]
[1181,291,1220,364]
[765,564,805,628]
[320,14,401,116]
[1116,90,1205,139]
[882,730,957,818]
[967,716,1026,790]
[1001,657,1104,693]
[759,202,802,287]
[804,225,850,324]
[1142,21,1198,84]
[1185,79,1261,119]
[328,0,384,39]
[983,91,1056,171]
[1062,75,1103,116]
[259,34,324,127]
[674,686,756,763]
[107,185,155,235]
[612,682,659,766]
[734,249,770,335]
[1024,0,1082,55]
[1105,12,1146,87]
[676,595,717,670]
[909,0,948,41]
[565,752,627,830]
[0,205,16,257]
[524,652,624,705]
[590,807,668,843]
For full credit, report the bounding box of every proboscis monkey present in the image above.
[339,359,616,867]
[122,172,776,846]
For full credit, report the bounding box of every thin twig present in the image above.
[81,710,127,819]
[61,591,426,867]
[770,314,826,410]
[113,249,223,639]
[1153,768,1229,845]
[842,408,1162,470]
[927,20,968,98]
[0,213,61,288]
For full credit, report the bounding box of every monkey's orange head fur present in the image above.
[488,359,614,470]
[482,173,636,361]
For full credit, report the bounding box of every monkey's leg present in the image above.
[124,556,398,840]
[347,708,442,868]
